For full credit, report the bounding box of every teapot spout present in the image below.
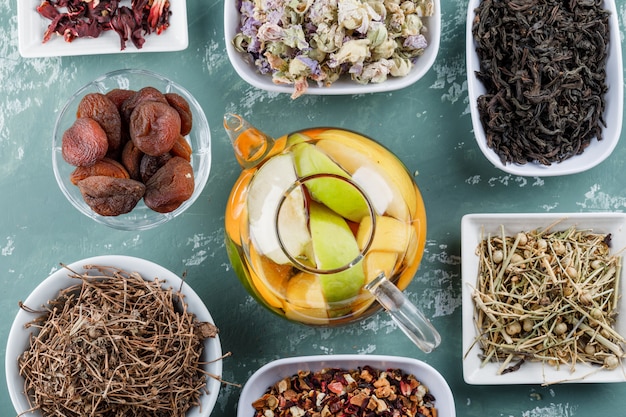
[224,113,276,169]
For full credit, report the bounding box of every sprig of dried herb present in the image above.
[18,264,222,417]
[469,224,625,377]
[472,0,610,165]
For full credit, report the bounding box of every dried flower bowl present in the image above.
[466,0,623,176]
[224,0,441,96]
[17,0,188,58]
[6,255,223,417]
[462,213,626,385]
[237,355,456,417]
[52,69,212,231]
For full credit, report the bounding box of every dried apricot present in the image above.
[120,86,167,124]
[105,89,135,111]
[64,86,198,217]
[130,101,181,156]
[70,157,130,185]
[77,176,146,216]
[140,153,172,183]
[144,156,194,213]
[170,135,193,161]
[62,117,109,167]
[165,93,193,136]
[76,93,123,153]
[121,140,144,180]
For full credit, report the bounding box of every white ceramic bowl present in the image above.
[224,1,441,95]
[6,255,222,417]
[462,213,626,384]
[237,354,455,417]
[52,69,212,230]
[466,0,623,176]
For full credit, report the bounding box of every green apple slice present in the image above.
[247,153,311,264]
[286,132,313,147]
[315,138,411,221]
[309,201,365,303]
[292,142,369,222]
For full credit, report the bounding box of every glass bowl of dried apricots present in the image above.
[52,69,212,230]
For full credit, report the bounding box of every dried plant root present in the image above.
[18,264,221,417]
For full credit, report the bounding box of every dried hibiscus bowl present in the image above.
[52,69,212,230]
[6,255,223,417]
[237,355,456,417]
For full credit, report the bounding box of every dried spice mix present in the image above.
[252,366,437,417]
[472,0,610,165]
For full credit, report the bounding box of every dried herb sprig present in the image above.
[18,264,221,417]
[469,224,625,377]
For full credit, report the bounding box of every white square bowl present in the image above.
[466,0,623,176]
[237,355,455,416]
[461,212,626,385]
[224,1,440,95]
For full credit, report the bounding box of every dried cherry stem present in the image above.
[470,224,625,379]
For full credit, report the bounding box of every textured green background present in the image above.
[2,1,626,416]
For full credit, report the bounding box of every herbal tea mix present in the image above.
[252,367,437,417]
[18,265,220,417]
[472,0,610,165]
[470,225,625,376]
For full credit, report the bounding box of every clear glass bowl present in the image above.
[52,69,212,230]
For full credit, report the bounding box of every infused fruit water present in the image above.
[225,126,426,325]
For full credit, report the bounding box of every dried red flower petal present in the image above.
[36,0,172,50]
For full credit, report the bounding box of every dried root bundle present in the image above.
[18,264,219,417]
[471,224,625,375]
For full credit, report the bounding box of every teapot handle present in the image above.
[365,273,441,353]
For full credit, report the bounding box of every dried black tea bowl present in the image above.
[6,255,223,417]
[237,355,455,417]
[466,0,623,176]
[52,69,212,230]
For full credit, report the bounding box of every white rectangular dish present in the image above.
[237,355,456,417]
[17,1,188,58]
[462,212,626,385]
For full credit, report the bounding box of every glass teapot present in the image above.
[223,113,440,352]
